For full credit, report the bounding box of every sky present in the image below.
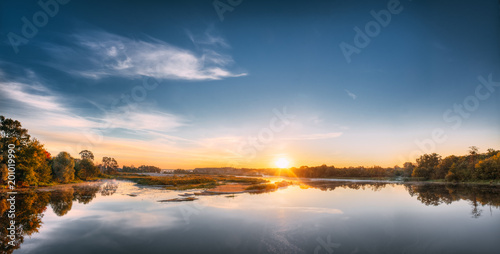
[0,0,499,169]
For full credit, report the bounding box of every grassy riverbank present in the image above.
[113,173,269,190]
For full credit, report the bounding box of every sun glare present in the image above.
[275,158,290,168]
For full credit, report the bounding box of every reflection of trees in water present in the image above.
[0,181,116,253]
[405,184,500,218]
[73,184,101,204]
[100,182,118,196]
[305,181,500,218]
[405,184,500,203]
[404,184,454,206]
[0,191,50,254]
[304,181,392,192]
[50,188,74,216]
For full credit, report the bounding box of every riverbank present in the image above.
[0,179,106,193]
[113,173,269,191]
[3,174,498,194]
[298,176,500,186]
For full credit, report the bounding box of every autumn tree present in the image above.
[76,158,99,180]
[402,162,415,177]
[412,153,441,180]
[0,116,30,185]
[445,160,470,182]
[486,148,499,157]
[52,152,75,183]
[79,150,94,161]
[435,155,458,180]
[0,142,6,184]
[1,116,52,186]
[0,116,30,148]
[17,139,53,185]
[101,157,118,174]
[475,154,500,180]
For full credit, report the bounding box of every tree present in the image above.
[446,161,470,182]
[413,153,441,179]
[1,116,52,186]
[0,116,30,148]
[101,157,118,174]
[0,163,7,184]
[435,155,458,180]
[416,153,441,169]
[76,158,99,180]
[469,146,479,170]
[487,148,499,157]
[16,139,52,185]
[475,154,500,180]
[52,152,75,183]
[79,150,94,161]
[402,162,415,177]
[0,116,31,185]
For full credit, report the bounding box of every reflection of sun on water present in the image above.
[275,158,290,168]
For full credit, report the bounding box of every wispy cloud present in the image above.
[99,107,186,133]
[344,89,357,100]
[186,28,230,48]
[42,30,247,81]
[0,68,187,143]
[0,81,65,112]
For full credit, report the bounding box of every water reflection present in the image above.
[0,180,498,253]
[0,181,116,254]
[100,182,118,196]
[404,183,500,218]
[0,191,49,253]
[303,180,500,218]
[302,181,390,192]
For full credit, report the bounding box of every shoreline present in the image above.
[0,179,106,193]
[2,176,499,194]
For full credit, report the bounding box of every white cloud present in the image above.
[0,70,186,141]
[100,109,185,133]
[0,81,64,112]
[44,30,247,81]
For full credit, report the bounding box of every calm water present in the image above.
[2,179,499,254]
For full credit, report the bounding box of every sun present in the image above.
[275,158,290,169]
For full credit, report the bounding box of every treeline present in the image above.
[285,147,499,182]
[409,147,500,182]
[287,165,398,178]
[121,165,162,173]
[0,116,119,186]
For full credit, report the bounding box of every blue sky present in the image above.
[1,0,499,168]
